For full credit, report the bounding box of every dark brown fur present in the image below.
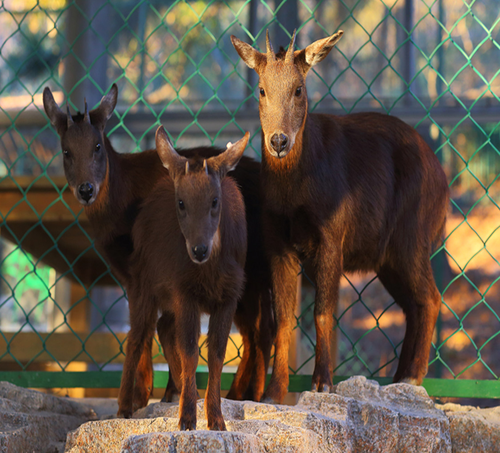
[232,31,449,403]
[120,129,248,430]
[43,86,274,411]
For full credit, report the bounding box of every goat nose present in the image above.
[270,134,289,154]
[192,244,208,262]
[78,182,94,202]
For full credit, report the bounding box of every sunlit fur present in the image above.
[122,128,249,431]
[43,87,275,414]
[232,30,449,404]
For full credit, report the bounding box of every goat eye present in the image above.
[178,200,185,210]
[212,197,218,209]
[95,143,101,152]
[295,86,302,97]
[259,88,265,97]
[63,150,69,157]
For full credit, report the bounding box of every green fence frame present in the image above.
[1,0,500,399]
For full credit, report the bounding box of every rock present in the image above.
[121,431,265,453]
[299,376,451,453]
[65,418,179,452]
[438,403,500,453]
[65,377,453,452]
[228,419,330,453]
[5,376,500,452]
[0,381,94,417]
[0,381,96,453]
[68,397,118,420]
[61,376,500,452]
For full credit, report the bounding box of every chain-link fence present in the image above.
[1,0,500,399]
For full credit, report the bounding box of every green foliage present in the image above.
[1,244,51,329]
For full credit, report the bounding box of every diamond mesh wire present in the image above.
[1,0,500,395]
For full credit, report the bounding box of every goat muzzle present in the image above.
[270,133,289,156]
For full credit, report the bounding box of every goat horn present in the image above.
[66,103,74,128]
[185,160,189,174]
[83,98,90,124]
[285,29,296,64]
[266,29,276,61]
[203,159,208,175]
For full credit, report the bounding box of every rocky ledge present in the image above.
[66,376,500,453]
[0,381,96,453]
[2,377,500,452]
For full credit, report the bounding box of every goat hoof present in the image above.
[260,395,279,404]
[179,418,196,431]
[208,419,227,431]
[311,383,331,393]
[311,373,333,394]
[117,409,133,419]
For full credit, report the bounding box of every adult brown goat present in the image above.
[43,86,274,413]
[231,30,449,404]
[123,127,249,430]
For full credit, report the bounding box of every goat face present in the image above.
[155,126,249,264]
[43,84,118,206]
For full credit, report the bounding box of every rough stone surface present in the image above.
[297,377,451,453]
[65,418,180,452]
[65,377,458,453]
[438,403,500,453]
[0,381,96,453]
[121,431,265,453]
[4,377,500,452]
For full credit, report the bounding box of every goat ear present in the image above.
[231,36,266,73]
[43,87,67,136]
[209,132,250,178]
[90,84,118,130]
[155,125,186,179]
[297,30,343,72]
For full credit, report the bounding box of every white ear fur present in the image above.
[155,125,185,173]
[230,35,263,70]
[98,83,118,122]
[210,132,250,176]
[304,31,343,67]
[43,87,67,135]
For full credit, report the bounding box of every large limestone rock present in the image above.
[121,431,265,453]
[0,381,96,453]
[438,403,500,453]
[4,377,498,452]
[65,376,455,453]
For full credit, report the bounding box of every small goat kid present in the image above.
[231,30,449,403]
[123,127,249,430]
[43,86,273,411]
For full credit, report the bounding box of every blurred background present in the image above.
[1,0,499,403]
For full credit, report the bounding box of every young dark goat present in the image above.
[232,30,450,403]
[43,86,274,412]
[123,127,248,430]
